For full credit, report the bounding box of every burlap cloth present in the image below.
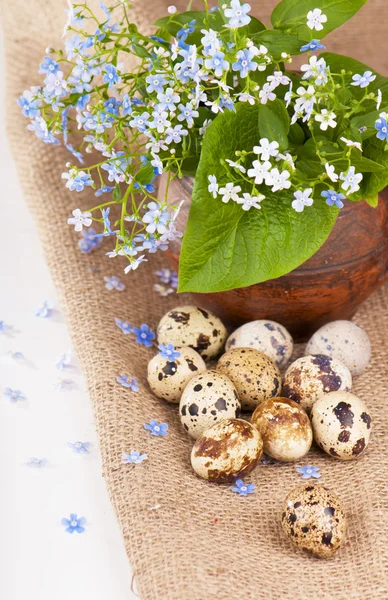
[2,0,388,598]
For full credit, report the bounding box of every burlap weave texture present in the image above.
[1,1,388,598]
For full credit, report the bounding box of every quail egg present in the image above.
[226,320,293,369]
[283,354,352,413]
[147,347,206,403]
[179,371,241,439]
[157,306,227,360]
[305,320,371,376]
[251,397,313,462]
[281,484,347,558]
[191,418,263,481]
[216,348,281,411]
[311,391,372,460]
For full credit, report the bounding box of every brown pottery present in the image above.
[161,176,388,341]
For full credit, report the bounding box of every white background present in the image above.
[0,31,137,600]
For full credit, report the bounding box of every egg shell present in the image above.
[283,354,352,413]
[191,418,263,481]
[281,484,347,558]
[147,347,206,403]
[179,371,241,439]
[305,320,371,376]
[216,347,282,411]
[251,397,313,462]
[311,391,372,460]
[226,320,293,369]
[157,305,227,360]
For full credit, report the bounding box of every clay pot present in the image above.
[160,176,388,341]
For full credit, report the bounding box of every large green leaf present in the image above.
[351,106,388,140]
[252,29,309,56]
[322,53,388,98]
[178,103,339,293]
[357,138,388,205]
[259,99,290,150]
[154,10,265,43]
[271,0,368,40]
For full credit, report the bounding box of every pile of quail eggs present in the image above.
[148,306,373,559]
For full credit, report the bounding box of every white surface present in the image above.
[0,32,137,600]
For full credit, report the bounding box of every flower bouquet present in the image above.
[19,0,388,297]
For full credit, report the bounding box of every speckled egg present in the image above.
[216,348,281,411]
[281,484,347,558]
[305,320,371,376]
[191,418,263,481]
[157,306,227,360]
[283,354,352,413]
[225,320,293,369]
[147,347,206,404]
[311,391,372,460]
[179,371,241,439]
[251,397,312,462]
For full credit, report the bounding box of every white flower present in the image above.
[340,137,363,152]
[325,163,339,183]
[266,71,290,89]
[376,89,382,110]
[67,208,92,232]
[225,159,246,173]
[315,109,337,131]
[276,153,295,171]
[259,83,276,104]
[238,92,255,105]
[307,8,327,31]
[236,192,265,211]
[167,5,177,13]
[292,188,314,212]
[124,255,148,273]
[301,56,327,81]
[247,160,272,185]
[154,46,170,59]
[266,168,291,192]
[199,119,212,136]
[340,166,363,194]
[253,138,279,161]
[296,85,316,111]
[284,82,293,108]
[218,183,242,203]
[208,174,219,198]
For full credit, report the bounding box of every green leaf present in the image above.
[351,106,388,140]
[154,10,265,44]
[289,122,305,146]
[259,99,290,150]
[252,29,308,56]
[135,163,155,185]
[322,53,388,99]
[364,193,379,207]
[113,185,121,203]
[271,0,368,40]
[178,103,338,293]
[357,138,388,203]
[131,42,151,59]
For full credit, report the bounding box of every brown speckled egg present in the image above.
[226,320,293,369]
[305,320,371,376]
[216,348,281,411]
[157,306,227,360]
[251,397,312,462]
[283,355,352,413]
[191,418,263,481]
[147,347,206,403]
[311,391,372,460]
[281,484,347,558]
[180,371,240,439]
